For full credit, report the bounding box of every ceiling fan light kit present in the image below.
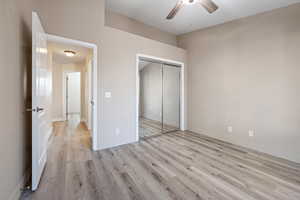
[166,0,219,20]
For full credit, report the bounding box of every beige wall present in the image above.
[52,62,63,119]
[178,4,300,163]
[0,0,33,199]
[100,27,187,149]
[33,0,187,149]
[105,10,178,47]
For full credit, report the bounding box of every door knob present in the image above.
[26,107,44,112]
[36,107,44,112]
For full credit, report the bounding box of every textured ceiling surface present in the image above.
[106,0,300,35]
[48,42,92,64]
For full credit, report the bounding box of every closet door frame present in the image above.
[136,54,186,142]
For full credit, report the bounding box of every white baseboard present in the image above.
[52,118,66,122]
[9,171,30,200]
[48,126,54,147]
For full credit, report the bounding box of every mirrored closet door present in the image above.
[139,62,163,138]
[162,64,181,133]
[139,59,181,139]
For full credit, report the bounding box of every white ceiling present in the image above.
[48,42,92,64]
[106,0,300,35]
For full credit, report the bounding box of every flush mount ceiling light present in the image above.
[166,0,218,20]
[182,0,197,5]
[64,50,76,57]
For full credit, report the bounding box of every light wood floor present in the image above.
[22,119,300,200]
[139,117,178,138]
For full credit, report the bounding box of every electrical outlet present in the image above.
[105,92,112,98]
[116,128,120,136]
[227,126,233,133]
[249,130,254,137]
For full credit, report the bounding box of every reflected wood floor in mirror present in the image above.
[139,117,178,138]
[22,119,300,200]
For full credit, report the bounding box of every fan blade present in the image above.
[199,0,218,13]
[166,0,185,20]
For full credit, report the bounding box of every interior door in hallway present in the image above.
[31,12,52,191]
[67,72,81,115]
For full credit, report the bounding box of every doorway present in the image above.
[65,72,81,120]
[136,55,185,140]
[47,34,98,151]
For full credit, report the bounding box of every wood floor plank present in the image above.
[150,136,285,200]
[141,138,256,200]
[22,115,300,200]
[139,117,178,138]
[92,151,131,200]
[126,145,203,200]
[170,132,300,193]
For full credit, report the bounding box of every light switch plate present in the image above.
[105,92,112,98]
[227,126,233,133]
[249,130,254,137]
[116,128,120,136]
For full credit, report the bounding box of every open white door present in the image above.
[31,12,51,191]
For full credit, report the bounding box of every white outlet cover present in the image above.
[249,130,254,137]
[116,128,120,135]
[227,126,233,133]
[105,92,112,98]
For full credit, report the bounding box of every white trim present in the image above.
[48,127,54,147]
[81,118,87,123]
[47,34,97,49]
[87,59,93,130]
[92,47,98,151]
[8,171,30,200]
[136,56,140,142]
[47,34,98,151]
[52,118,66,122]
[136,54,186,142]
[46,126,53,143]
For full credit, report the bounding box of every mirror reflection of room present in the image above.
[139,59,181,139]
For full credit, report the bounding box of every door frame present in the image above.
[136,54,186,141]
[47,34,98,151]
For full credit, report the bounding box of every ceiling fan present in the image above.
[166,0,219,20]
